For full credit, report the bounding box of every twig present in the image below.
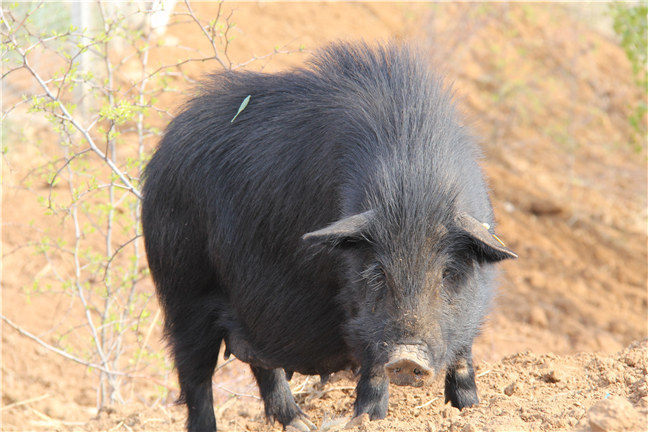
[183,0,228,69]
[215,357,236,371]
[213,385,261,400]
[293,385,355,396]
[131,308,161,375]
[1,314,126,376]
[1,394,50,411]
[46,147,92,209]
[415,396,440,409]
[215,396,238,417]
[102,234,142,282]
[28,405,84,425]
[109,420,125,432]
[293,376,310,394]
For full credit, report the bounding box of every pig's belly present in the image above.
[223,307,355,375]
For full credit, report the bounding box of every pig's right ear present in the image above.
[454,212,517,262]
[301,210,375,248]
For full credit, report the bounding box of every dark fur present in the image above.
[142,42,512,432]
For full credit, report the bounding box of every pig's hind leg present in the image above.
[251,366,316,431]
[444,347,479,409]
[166,297,226,432]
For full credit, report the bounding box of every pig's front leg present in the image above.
[444,347,479,409]
[353,363,389,420]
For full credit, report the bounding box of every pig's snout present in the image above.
[385,345,432,387]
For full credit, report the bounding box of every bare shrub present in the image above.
[1,0,293,409]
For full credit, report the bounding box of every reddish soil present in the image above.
[80,340,648,432]
[2,2,646,431]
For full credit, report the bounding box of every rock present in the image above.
[320,417,349,431]
[588,396,641,431]
[528,306,549,328]
[344,413,369,429]
[504,382,517,396]
[439,404,460,419]
[529,199,564,216]
[124,413,140,427]
[462,423,478,432]
[542,368,565,383]
[73,388,95,407]
[503,201,516,213]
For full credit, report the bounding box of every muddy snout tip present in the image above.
[385,350,432,387]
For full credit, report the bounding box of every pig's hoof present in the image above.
[285,415,316,432]
[354,400,388,421]
[354,375,389,420]
[445,387,479,410]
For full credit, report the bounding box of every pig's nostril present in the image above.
[394,367,401,373]
[413,368,422,375]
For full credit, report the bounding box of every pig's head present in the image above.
[302,202,516,387]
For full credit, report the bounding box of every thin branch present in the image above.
[415,396,440,409]
[1,314,126,376]
[183,0,228,69]
[47,147,92,209]
[102,234,142,282]
[213,385,261,400]
[1,394,51,412]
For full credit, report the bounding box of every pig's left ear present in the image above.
[455,212,517,262]
[301,210,375,248]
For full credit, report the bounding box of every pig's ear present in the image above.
[455,212,517,262]
[301,210,375,248]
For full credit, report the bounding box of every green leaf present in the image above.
[230,95,251,123]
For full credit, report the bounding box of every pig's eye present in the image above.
[379,267,396,290]
[363,264,389,292]
[378,267,388,282]
[442,267,462,286]
[442,268,453,280]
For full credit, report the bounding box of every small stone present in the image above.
[528,306,549,328]
[73,387,95,407]
[504,382,517,396]
[426,421,437,432]
[588,396,641,432]
[542,369,563,383]
[503,201,515,213]
[124,413,140,427]
[344,413,369,429]
[529,199,563,216]
[641,395,648,408]
[321,417,348,431]
[439,405,459,418]
[462,424,477,432]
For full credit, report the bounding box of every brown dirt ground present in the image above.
[78,340,648,432]
[2,2,647,432]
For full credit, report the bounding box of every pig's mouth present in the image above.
[385,344,433,387]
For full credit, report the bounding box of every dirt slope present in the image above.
[2,2,646,431]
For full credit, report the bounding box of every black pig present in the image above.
[142,42,516,432]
